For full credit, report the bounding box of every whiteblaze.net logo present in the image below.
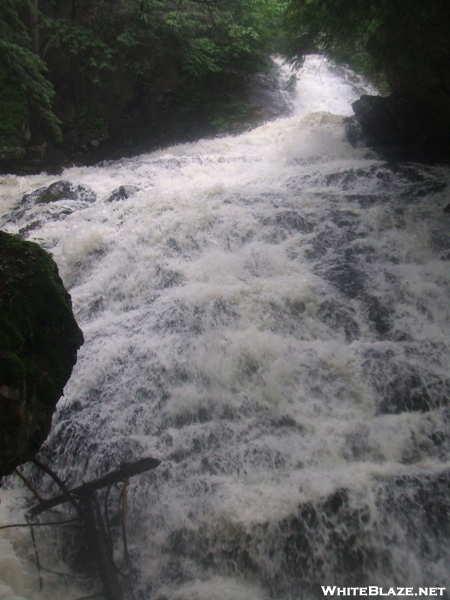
[321,587,446,597]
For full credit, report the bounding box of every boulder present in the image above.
[21,180,97,205]
[105,185,140,203]
[0,231,84,477]
[345,94,450,163]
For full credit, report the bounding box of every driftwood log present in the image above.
[30,457,161,516]
[29,457,161,600]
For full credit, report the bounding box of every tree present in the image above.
[35,0,287,146]
[1,0,290,169]
[283,0,450,120]
[0,0,61,139]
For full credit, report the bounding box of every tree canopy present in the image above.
[0,0,288,160]
[2,0,449,170]
[0,0,61,139]
[284,0,450,107]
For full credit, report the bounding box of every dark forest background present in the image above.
[1,0,449,172]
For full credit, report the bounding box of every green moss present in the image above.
[0,310,24,351]
[0,231,84,406]
[1,230,85,474]
[0,351,26,385]
[0,305,26,386]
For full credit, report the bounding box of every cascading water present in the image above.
[1,55,450,600]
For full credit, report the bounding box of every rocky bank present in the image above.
[345,93,450,163]
[0,231,83,477]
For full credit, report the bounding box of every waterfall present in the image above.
[1,56,450,600]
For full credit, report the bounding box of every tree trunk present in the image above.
[29,0,40,55]
[83,493,124,600]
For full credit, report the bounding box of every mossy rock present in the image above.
[0,231,84,477]
[21,180,97,205]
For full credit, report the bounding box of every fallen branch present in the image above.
[30,457,161,516]
[36,564,92,579]
[15,468,44,502]
[0,518,78,530]
[121,478,130,565]
[30,524,43,590]
[32,458,82,516]
[27,456,161,600]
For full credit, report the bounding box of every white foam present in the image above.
[1,55,450,598]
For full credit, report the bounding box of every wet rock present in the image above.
[245,62,294,123]
[391,165,448,199]
[274,210,313,233]
[330,266,365,300]
[1,180,98,231]
[21,180,97,205]
[318,300,360,341]
[154,266,185,289]
[325,256,366,299]
[0,231,84,477]
[379,470,450,543]
[346,94,450,163]
[378,371,450,414]
[347,194,384,208]
[259,209,313,243]
[217,488,371,592]
[106,185,141,203]
[206,472,450,593]
[360,346,450,414]
[305,210,361,261]
[363,295,391,336]
[0,144,26,162]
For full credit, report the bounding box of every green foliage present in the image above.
[45,18,116,81]
[209,98,253,132]
[244,0,289,53]
[0,0,61,139]
[0,67,29,139]
[38,0,287,145]
[184,38,223,78]
[283,0,450,98]
[1,0,292,159]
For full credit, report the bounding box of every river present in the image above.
[1,56,450,600]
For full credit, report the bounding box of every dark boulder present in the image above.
[0,231,84,477]
[106,185,140,203]
[0,181,98,233]
[345,94,450,163]
[21,180,97,205]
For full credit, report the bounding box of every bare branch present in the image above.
[14,468,44,502]
[0,518,79,530]
[30,457,160,516]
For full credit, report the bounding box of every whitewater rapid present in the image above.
[1,56,450,600]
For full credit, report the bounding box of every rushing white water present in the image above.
[1,56,450,600]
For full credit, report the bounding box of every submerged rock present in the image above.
[0,180,98,233]
[0,231,84,477]
[21,180,97,205]
[106,185,140,203]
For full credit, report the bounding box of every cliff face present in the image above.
[0,231,83,477]
[345,3,450,163]
[345,93,450,163]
